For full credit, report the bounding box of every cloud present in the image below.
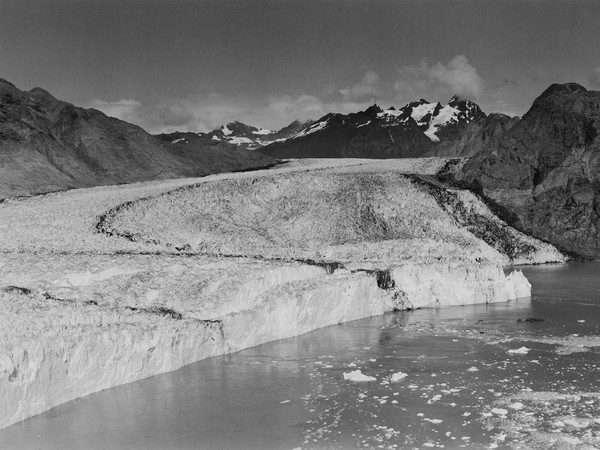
[393,55,484,102]
[86,76,386,134]
[88,98,141,123]
[267,94,326,121]
[340,70,381,101]
[589,67,600,88]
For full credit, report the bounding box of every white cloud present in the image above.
[589,67,600,88]
[267,94,326,121]
[88,98,141,123]
[340,70,381,101]
[394,55,484,102]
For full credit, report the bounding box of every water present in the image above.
[2,262,600,449]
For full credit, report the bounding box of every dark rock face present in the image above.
[458,82,600,258]
[427,113,519,157]
[258,104,436,159]
[430,96,487,142]
[0,79,275,198]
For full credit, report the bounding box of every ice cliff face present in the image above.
[0,255,529,429]
[0,159,551,429]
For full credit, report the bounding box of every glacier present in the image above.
[0,158,558,429]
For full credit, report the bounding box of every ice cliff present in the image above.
[0,159,556,429]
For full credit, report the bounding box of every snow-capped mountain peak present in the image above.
[156,119,313,151]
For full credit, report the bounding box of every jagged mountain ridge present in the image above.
[258,96,489,159]
[0,79,275,199]
[155,119,313,151]
[456,82,600,258]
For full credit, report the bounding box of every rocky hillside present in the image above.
[155,119,311,151]
[456,83,600,258]
[427,113,519,158]
[258,97,489,159]
[0,79,275,199]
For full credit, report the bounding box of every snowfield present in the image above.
[0,158,563,429]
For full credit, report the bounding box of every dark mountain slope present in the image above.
[0,79,274,198]
[258,105,435,159]
[457,83,600,258]
[427,113,519,157]
[258,97,488,159]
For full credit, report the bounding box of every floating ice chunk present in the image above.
[428,395,442,403]
[424,418,443,424]
[348,362,357,367]
[491,408,508,415]
[466,367,479,372]
[509,402,524,410]
[343,370,376,382]
[390,372,408,382]
[508,347,530,355]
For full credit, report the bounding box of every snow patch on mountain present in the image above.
[293,118,330,138]
[425,105,460,141]
[411,102,439,126]
[376,109,410,127]
[252,128,273,136]
[228,136,254,145]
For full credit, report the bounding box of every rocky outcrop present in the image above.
[0,159,552,429]
[427,113,519,158]
[457,83,600,258]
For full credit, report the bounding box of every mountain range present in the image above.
[155,119,311,151]
[0,79,275,199]
[257,96,493,159]
[157,96,498,159]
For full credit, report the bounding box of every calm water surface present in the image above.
[2,262,600,449]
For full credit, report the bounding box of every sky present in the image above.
[1,0,599,133]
